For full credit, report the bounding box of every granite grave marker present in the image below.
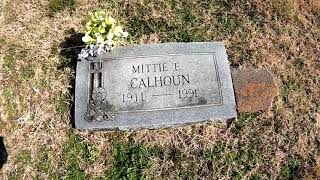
[75,42,237,130]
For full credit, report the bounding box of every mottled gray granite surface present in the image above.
[75,42,236,130]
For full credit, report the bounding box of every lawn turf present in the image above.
[0,0,319,179]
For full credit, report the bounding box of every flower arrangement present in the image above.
[78,11,128,59]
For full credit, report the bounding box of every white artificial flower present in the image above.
[122,31,129,37]
[96,34,104,44]
[105,46,111,51]
[113,26,123,37]
[105,16,115,26]
[106,39,112,46]
[78,49,89,59]
[82,33,92,43]
[89,49,95,56]
[97,43,105,55]
[106,32,114,40]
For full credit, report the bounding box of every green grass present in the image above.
[197,140,260,179]
[281,76,301,104]
[121,1,207,43]
[37,78,48,88]
[0,38,6,47]
[2,87,18,120]
[49,0,76,14]
[107,142,150,180]
[16,150,32,165]
[201,143,226,162]
[22,64,35,80]
[36,148,52,174]
[280,155,304,179]
[62,134,100,179]
[231,113,258,134]
[271,0,297,20]
[55,91,72,116]
[8,173,19,180]
[11,149,33,178]
[293,57,305,69]
[217,14,243,35]
[2,54,15,74]
[0,117,4,129]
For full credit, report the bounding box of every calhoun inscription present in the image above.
[128,62,190,102]
[130,63,190,89]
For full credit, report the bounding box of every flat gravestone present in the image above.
[75,42,236,130]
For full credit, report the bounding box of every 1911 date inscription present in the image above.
[122,92,145,102]
[102,53,222,112]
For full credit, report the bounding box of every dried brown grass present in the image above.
[0,0,319,179]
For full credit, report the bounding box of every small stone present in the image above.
[32,87,39,93]
[139,34,160,44]
[231,69,277,113]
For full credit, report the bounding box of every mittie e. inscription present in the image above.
[75,42,236,130]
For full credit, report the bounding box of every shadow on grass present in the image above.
[59,28,85,128]
[0,136,8,169]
